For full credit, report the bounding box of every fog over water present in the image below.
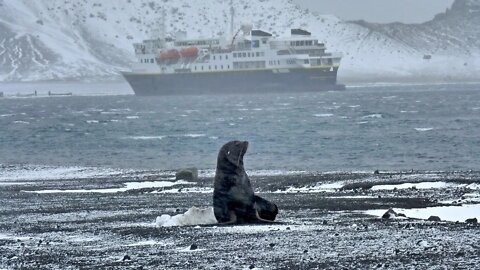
[294,0,455,23]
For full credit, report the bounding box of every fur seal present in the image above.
[213,140,278,224]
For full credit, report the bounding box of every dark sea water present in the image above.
[1,82,479,173]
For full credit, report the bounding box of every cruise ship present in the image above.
[122,12,343,96]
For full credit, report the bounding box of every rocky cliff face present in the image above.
[0,0,478,82]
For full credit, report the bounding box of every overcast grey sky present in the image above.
[293,0,455,23]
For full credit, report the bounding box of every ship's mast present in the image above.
[230,0,235,37]
[152,8,167,40]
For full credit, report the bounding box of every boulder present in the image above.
[382,208,397,219]
[465,218,478,224]
[175,168,198,181]
[427,216,441,222]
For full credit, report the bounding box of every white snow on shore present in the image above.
[273,182,344,193]
[24,180,192,194]
[371,181,455,191]
[365,204,480,222]
[153,187,213,194]
[156,207,217,227]
[0,165,130,181]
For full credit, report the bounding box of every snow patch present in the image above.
[365,205,480,222]
[371,181,455,191]
[24,180,192,194]
[156,207,217,227]
[274,181,344,193]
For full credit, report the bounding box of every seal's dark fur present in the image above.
[213,141,278,224]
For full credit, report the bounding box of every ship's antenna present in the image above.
[230,0,235,37]
[160,7,166,40]
[151,7,166,40]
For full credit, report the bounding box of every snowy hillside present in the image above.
[0,0,479,82]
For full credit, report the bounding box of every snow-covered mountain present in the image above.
[0,0,479,82]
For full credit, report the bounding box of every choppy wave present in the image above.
[415,127,434,132]
[127,134,206,140]
[362,114,383,119]
[314,113,334,117]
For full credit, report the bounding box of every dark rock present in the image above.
[249,264,255,269]
[175,168,198,181]
[397,213,406,217]
[427,216,441,222]
[374,170,380,175]
[190,243,198,250]
[322,220,328,225]
[122,255,131,261]
[382,208,397,219]
[286,227,291,230]
[254,195,278,221]
[269,243,275,248]
[455,251,466,257]
[465,218,478,224]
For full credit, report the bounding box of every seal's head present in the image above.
[217,140,249,168]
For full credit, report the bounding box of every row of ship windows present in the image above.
[212,55,229,60]
[233,52,265,58]
[141,59,155,63]
[290,40,317,46]
[194,65,231,71]
[193,60,269,71]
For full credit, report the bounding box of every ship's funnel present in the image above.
[241,24,253,36]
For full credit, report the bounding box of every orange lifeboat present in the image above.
[159,49,180,60]
[180,47,199,58]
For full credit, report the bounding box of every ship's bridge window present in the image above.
[256,52,260,57]
[151,59,154,63]
[295,41,300,46]
[219,55,222,60]
[221,65,224,69]
[226,55,229,60]
[304,59,309,64]
[243,52,247,57]
[213,56,216,60]
[306,40,313,46]
[233,53,237,58]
